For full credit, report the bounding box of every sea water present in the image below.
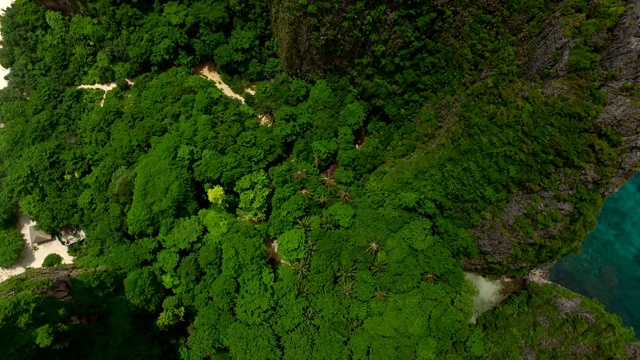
[549,174,640,335]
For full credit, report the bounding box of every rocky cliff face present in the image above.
[470,0,640,274]
[35,0,82,16]
[29,267,87,300]
[599,0,640,194]
[271,0,404,79]
[0,267,101,300]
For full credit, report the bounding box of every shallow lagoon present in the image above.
[550,174,640,335]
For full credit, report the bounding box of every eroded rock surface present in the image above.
[471,1,640,272]
[35,0,81,16]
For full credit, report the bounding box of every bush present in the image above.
[116,78,131,91]
[278,228,305,261]
[42,253,63,268]
[0,229,24,268]
[124,268,164,312]
[568,44,601,77]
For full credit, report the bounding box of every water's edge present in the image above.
[550,173,640,334]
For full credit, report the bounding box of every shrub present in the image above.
[278,228,305,261]
[42,253,63,268]
[0,229,24,268]
[124,268,164,312]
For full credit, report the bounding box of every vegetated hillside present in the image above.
[479,282,639,358]
[275,0,640,274]
[0,267,170,360]
[0,0,637,358]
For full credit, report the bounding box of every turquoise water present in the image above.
[550,174,640,336]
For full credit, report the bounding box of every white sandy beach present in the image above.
[0,214,74,282]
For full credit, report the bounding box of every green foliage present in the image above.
[0,0,634,359]
[326,203,355,228]
[127,135,199,236]
[34,324,54,348]
[278,228,305,261]
[207,185,225,206]
[235,170,271,222]
[0,269,168,359]
[41,253,63,267]
[0,228,24,268]
[157,296,185,329]
[568,44,601,77]
[479,284,637,358]
[163,217,204,251]
[124,267,164,312]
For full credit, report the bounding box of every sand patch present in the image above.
[259,113,273,126]
[195,62,258,102]
[265,239,290,266]
[465,272,510,323]
[195,62,247,103]
[195,62,272,125]
[526,268,554,285]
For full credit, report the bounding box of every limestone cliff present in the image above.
[469,0,640,273]
[271,0,640,274]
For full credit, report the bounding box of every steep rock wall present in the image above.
[469,0,640,273]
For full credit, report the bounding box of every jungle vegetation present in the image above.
[0,0,637,358]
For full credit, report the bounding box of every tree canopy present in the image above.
[0,0,637,358]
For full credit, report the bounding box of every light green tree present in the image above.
[234,171,270,222]
[207,185,225,206]
[278,229,305,262]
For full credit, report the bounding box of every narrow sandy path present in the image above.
[195,62,248,103]
[78,79,134,107]
[195,62,271,126]
[0,214,73,282]
[79,63,254,110]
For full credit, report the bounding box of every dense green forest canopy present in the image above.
[0,0,638,358]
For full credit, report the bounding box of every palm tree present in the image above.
[366,241,380,254]
[348,317,363,331]
[337,190,353,203]
[371,258,387,276]
[298,188,313,198]
[318,195,329,207]
[421,272,437,283]
[297,281,310,297]
[321,215,338,231]
[292,168,307,182]
[337,262,357,282]
[295,216,312,232]
[292,259,310,279]
[322,175,337,190]
[340,279,355,298]
[374,287,389,302]
[304,307,315,324]
[303,239,316,258]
